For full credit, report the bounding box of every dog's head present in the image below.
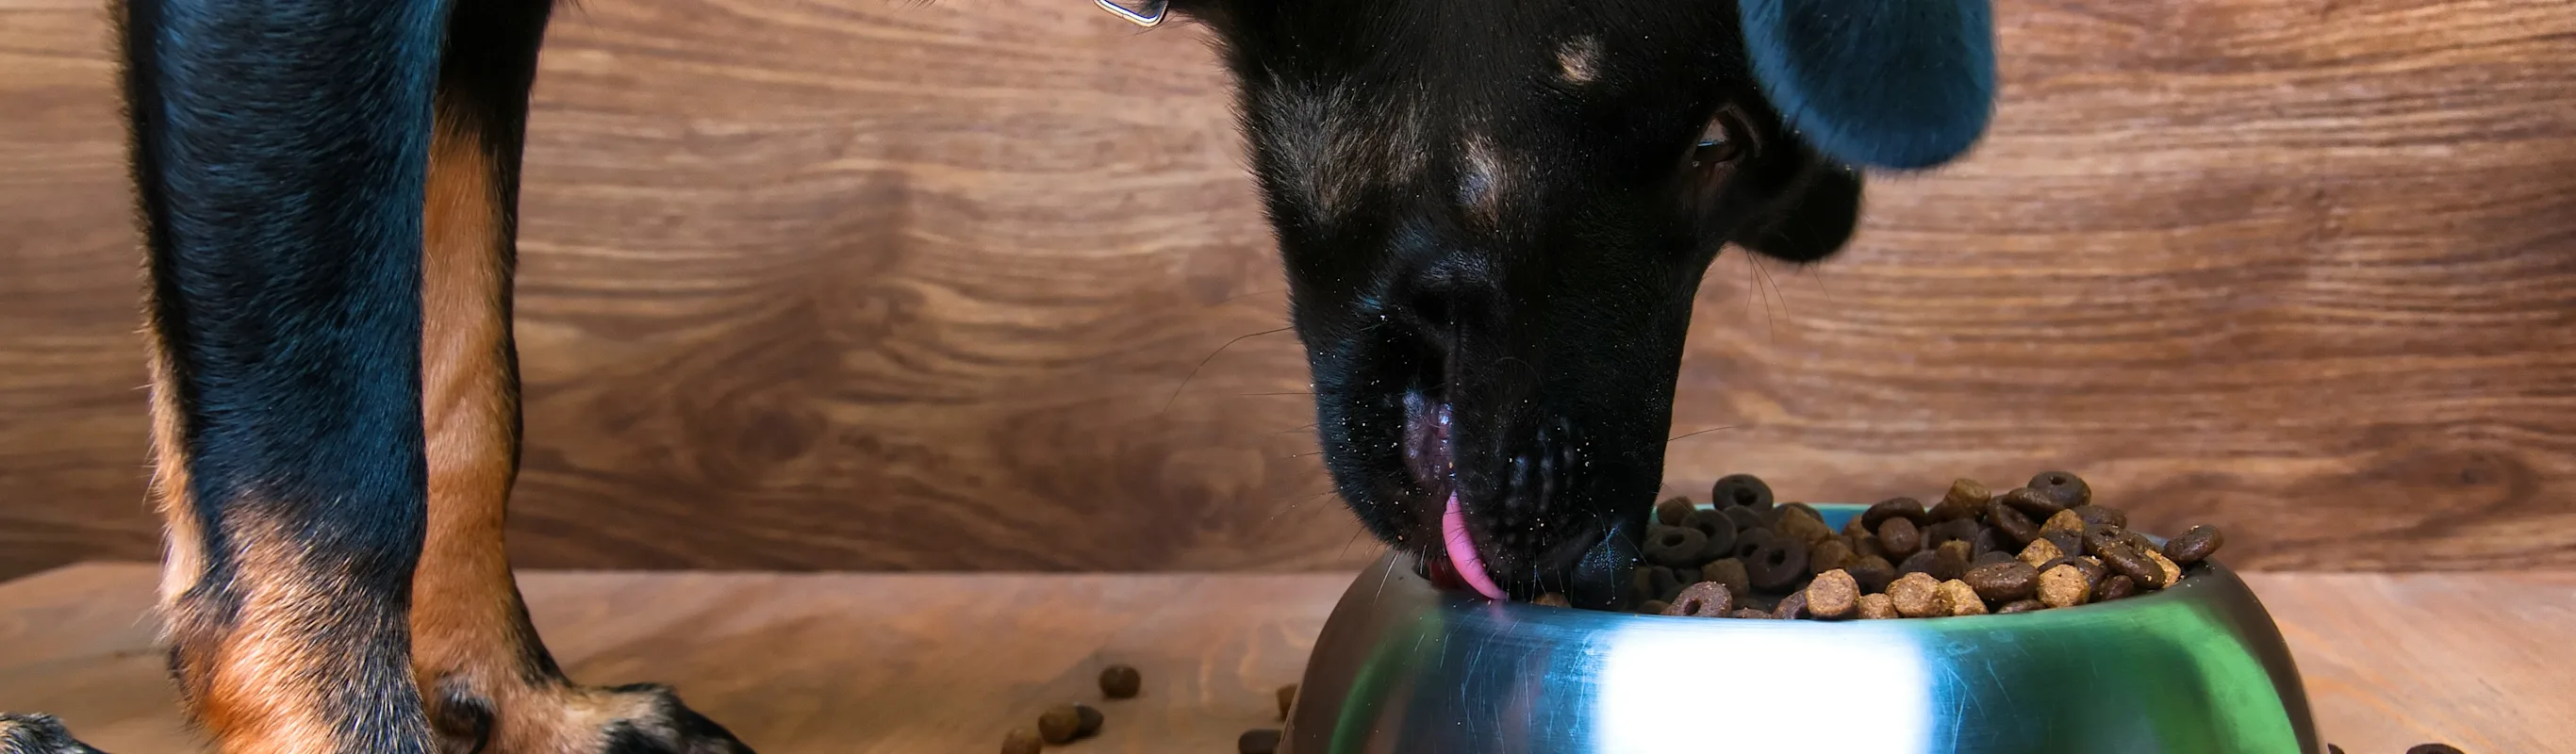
[1135,0,1995,602]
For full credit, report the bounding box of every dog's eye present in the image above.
[1690,107,1754,168]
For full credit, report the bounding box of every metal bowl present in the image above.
[1283,503,2320,754]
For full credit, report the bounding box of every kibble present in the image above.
[1862,498,1928,529]
[1809,538,1857,574]
[2404,745,2465,754]
[1964,561,2039,602]
[1532,593,1571,608]
[1001,729,1042,754]
[1937,580,1989,615]
[1929,540,1973,582]
[1665,582,1735,617]
[1238,728,1283,754]
[2164,525,2224,566]
[1075,705,1104,737]
[1703,558,1751,598]
[1277,684,1297,721]
[1876,517,1923,558]
[1038,704,1085,745]
[1857,593,1898,619]
[2027,470,2091,508]
[1806,569,1860,619]
[1644,525,1709,567]
[1549,470,2224,623]
[1710,474,1775,511]
[1099,664,1142,699]
[1656,496,1695,526]
[1744,536,1810,592]
[2037,564,2091,608]
[1936,479,1990,520]
[1889,572,1943,617]
[2019,537,2064,568]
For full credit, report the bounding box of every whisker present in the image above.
[1666,424,1739,443]
[1239,391,1315,397]
[1162,325,1295,413]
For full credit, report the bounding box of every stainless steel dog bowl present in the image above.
[1284,504,2320,753]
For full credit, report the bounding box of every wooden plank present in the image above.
[5,0,2576,578]
[1,565,2566,752]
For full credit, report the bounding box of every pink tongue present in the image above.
[1442,492,1508,600]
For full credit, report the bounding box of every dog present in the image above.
[0,0,1992,750]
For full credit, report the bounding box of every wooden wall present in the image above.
[3,0,2571,580]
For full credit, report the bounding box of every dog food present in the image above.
[1000,728,1043,754]
[1098,664,1142,699]
[1276,684,1298,721]
[1037,704,1088,745]
[1601,471,2228,620]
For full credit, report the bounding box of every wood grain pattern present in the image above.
[3,0,2573,577]
[2,565,2567,752]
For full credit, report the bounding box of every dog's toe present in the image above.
[0,713,108,754]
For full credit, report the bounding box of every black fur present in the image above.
[1166,0,1993,599]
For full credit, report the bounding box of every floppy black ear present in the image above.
[1736,0,1997,171]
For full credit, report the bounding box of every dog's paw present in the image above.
[431,680,753,754]
[0,714,107,754]
[586,683,752,754]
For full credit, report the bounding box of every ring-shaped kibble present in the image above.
[1664,581,1735,616]
[1743,535,1810,592]
[1681,508,1739,561]
[2074,504,2126,531]
[1846,556,1897,594]
[2000,486,2065,517]
[2164,525,2224,566]
[2026,470,2092,508]
[1987,500,2040,546]
[1643,525,1708,567]
[1656,497,1696,526]
[1710,474,1775,512]
[2094,542,2162,589]
[1722,505,1767,534]
[1733,525,1776,560]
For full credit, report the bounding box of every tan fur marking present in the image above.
[1459,134,1508,229]
[191,513,430,754]
[143,307,206,606]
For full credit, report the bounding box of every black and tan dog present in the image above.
[0,0,1992,750]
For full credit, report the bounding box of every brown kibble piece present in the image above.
[1897,549,1937,576]
[1937,479,1990,520]
[1773,589,1809,619]
[2040,530,2086,564]
[1930,540,1973,582]
[1857,593,1898,619]
[2041,509,2086,534]
[2075,504,2126,531]
[1099,664,1143,699]
[2164,525,2224,566]
[1842,515,1872,538]
[2026,470,2092,508]
[2019,537,2064,568]
[2000,486,2066,517]
[1729,608,1775,619]
[2096,574,2138,601]
[2405,745,2465,754]
[1861,497,1929,529]
[2094,539,2162,589]
[1744,536,1810,592]
[1974,549,2018,566]
[1532,593,1571,608]
[1851,533,1885,561]
[1239,729,1283,754]
[1937,580,1988,615]
[1809,538,1857,574]
[1277,684,1297,721]
[1806,569,1860,619]
[1076,705,1104,737]
[2329,745,2345,754]
[2141,547,2182,588]
[1665,582,1736,617]
[1001,729,1043,754]
[1987,500,2040,545]
[1889,572,1943,617]
[1996,598,2045,614]
[1656,497,1695,526]
[1039,704,1084,744]
[1964,560,2039,602]
[1874,516,1916,558]
[1703,558,1751,598]
[1876,517,1923,558]
[1639,599,1672,615]
[1846,555,1897,594]
[2038,564,2091,608]
[1775,510,1836,546]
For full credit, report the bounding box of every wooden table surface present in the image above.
[1,565,2567,753]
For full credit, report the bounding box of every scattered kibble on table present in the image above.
[999,728,1041,754]
[1238,728,1283,754]
[1098,664,1142,699]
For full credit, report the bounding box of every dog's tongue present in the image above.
[1442,492,1508,600]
